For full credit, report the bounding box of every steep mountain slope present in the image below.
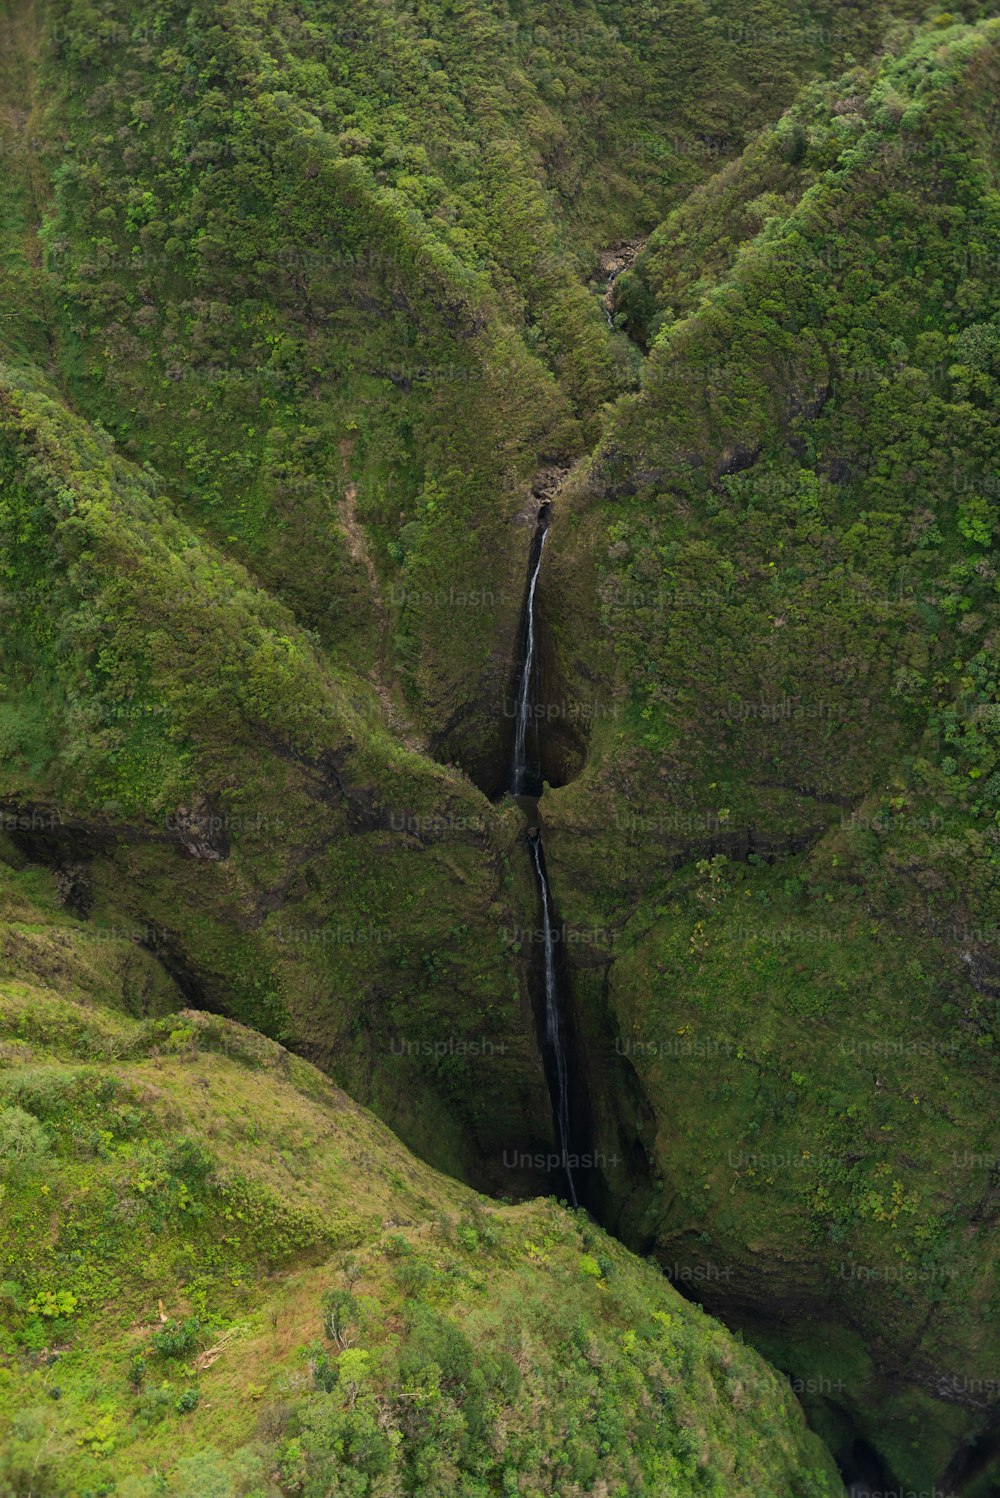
[0,358,563,1195]
[0,0,966,1231]
[0,858,845,1497]
[541,17,1000,1492]
[10,0,970,778]
[0,0,999,1491]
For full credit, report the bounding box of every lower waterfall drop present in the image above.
[527,829,578,1208]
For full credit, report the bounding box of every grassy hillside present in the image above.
[0,858,845,1497]
[1,0,999,1490]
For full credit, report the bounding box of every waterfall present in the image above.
[511,502,551,797]
[605,269,617,329]
[508,496,581,1208]
[528,831,578,1208]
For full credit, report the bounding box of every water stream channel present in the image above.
[508,497,584,1209]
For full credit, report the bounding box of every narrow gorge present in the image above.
[503,516,896,1498]
[507,494,590,1212]
[2,1,999,1492]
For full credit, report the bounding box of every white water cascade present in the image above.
[509,499,580,1207]
[528,830,578,1208]
[510,502,551,796]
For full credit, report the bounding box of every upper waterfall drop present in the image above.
[510,500,552,798]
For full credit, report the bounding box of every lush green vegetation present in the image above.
[0,361,563,1195]
[1,0,999,1489]
[0,860,843,1496]
[542,16,1000,1491]
[6,0,973,768]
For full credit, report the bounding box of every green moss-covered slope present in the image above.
[541,18,1000,1491]
[0,860,844,1497]
[1,0,999,1489]
[0,356,568,1195]
[4,0,975,773]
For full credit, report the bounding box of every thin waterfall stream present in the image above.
[496,328,924,1498]
[599,237,648,337]
[511,500,550,797]
[510,497,581,1207]
[503,495,910,1496]
[527,831,577,1207]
